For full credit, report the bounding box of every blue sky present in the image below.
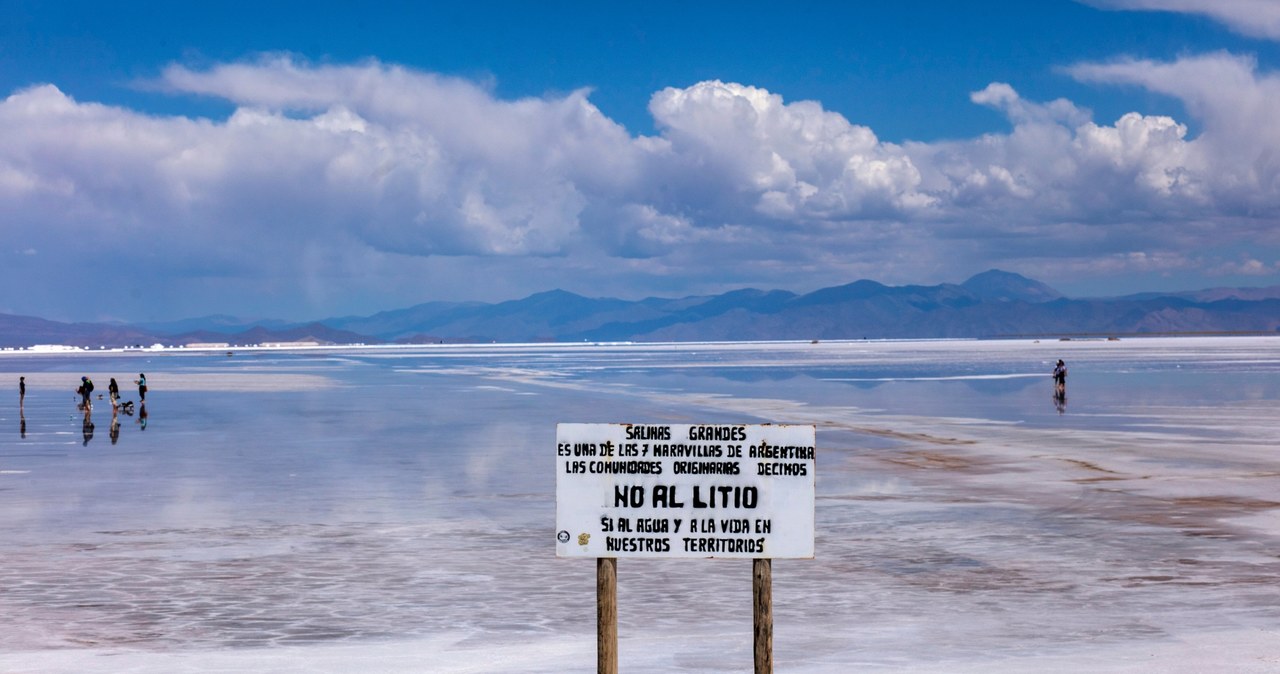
[3,1,1280,322]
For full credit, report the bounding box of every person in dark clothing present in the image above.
[18,376,24,404]
[79,376,94,409]
[108,378,120,410]
[135,373,147,402]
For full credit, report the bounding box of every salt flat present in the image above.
[2,337,1278,672]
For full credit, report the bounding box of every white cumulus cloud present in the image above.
[647,80,934,222]
[3,53,1280,320]
[1068,52,1280,212]
[1087,0,1280,41]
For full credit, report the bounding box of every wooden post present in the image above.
[754,558,773,674]
[598,557,618,674]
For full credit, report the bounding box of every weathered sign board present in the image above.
[556,423,816,559]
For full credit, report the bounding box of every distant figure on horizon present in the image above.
[108,378,120,410]
[18,376,24,405]
[1052,359,1067,394]
[135,373,147,402]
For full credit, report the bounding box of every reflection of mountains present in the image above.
[638,366,1044,396]
[960,376,1041,395]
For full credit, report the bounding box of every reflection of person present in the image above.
[110,412,120,445]
[82,410,95,446]
[135,373,147,402]
[19,410,25,438]
[138,402,148,431]
[108,378,120,409]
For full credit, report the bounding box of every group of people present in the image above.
[17,373,149,443]
[74,373,146,412]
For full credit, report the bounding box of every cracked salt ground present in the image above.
[2,337,1279,672]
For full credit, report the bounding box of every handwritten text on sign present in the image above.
[556,423,815,559]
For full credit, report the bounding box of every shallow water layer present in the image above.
[2,337,1279,672]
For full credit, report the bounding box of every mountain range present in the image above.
[3,270,1279,348]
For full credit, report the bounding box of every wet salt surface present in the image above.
[2,337,1280,672]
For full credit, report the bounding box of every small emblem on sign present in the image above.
[577,533,591,546]
[557,530,570,543]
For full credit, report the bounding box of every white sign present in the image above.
[556,423,815,559]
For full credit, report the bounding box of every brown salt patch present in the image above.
[848,425,976,446]
[881,449,985,472]
[818,494,906,502]
[894,563,1078,594]
[1060,458,1142,483]
[1170,496,1280,511]
[1101,575,1204,588]
[1060,458,1123,475]
[1079,490,1280,541]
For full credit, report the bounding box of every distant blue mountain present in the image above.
[2,270,1278,347]
[133,314,295,334]
[0,313,160,348]
[309,270,1280,342]
[961,269,1064,303]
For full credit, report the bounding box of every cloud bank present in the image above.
[1089,0,1280,41]
[2,53,1279,320]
